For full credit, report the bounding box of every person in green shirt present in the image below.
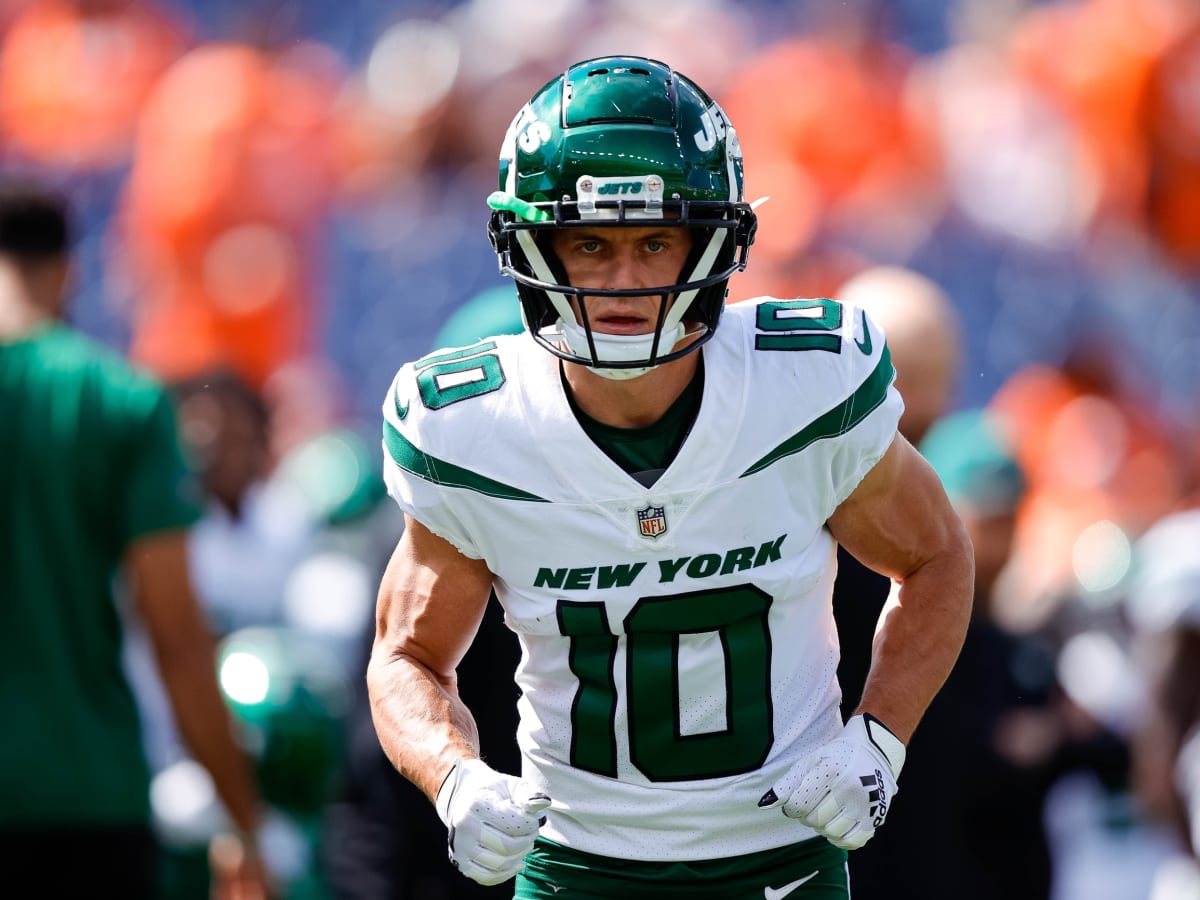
[0,178,270,899]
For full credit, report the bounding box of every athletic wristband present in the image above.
[861,713,907,778]
[435,758,464,824]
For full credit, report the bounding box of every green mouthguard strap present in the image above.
[487,191,551,223]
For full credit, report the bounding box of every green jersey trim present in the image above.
[383,419,549,502]
[740,345,894,478]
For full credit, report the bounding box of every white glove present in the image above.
[434,758,551,885]
[759,713,906,850]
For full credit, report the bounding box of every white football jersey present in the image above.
[382,297,902,861]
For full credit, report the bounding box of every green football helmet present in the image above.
[217,626,351,819]
[487,55,757,378]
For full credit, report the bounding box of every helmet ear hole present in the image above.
[487,213,511,253]
[736,210,758,246]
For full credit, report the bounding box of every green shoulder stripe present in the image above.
[383,420,549,502]
[741,346,894,478]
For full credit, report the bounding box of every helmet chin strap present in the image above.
[554,318,687,380]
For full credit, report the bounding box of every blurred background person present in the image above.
[988,339,1190,634]
[0,0,188,174]
[132,366,387,897]
[111,28,346,418]
[175,370,316,637]
[721,0,944,303]
[1126,509,1200,899]
[854,408,1128,900]
[849,408,1045,898]
[0,177,269,900]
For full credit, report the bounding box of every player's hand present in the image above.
[435,757,552,885]
[758,713,906,850]
[208,831,272,900]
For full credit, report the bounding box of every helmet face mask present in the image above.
[487,56,757,377]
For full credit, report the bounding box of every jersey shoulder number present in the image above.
[405,339,509,412]
[751,297,873,355]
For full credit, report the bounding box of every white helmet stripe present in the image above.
[515,229,577,325]
[725,125,741,202]
[499,106,533,195]
[661,117,738,334]
[663,226,725,334]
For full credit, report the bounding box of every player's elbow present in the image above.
[939,514,976,621]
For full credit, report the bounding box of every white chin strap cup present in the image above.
[553,318,686,380]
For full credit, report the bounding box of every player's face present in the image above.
[549,226,692,335]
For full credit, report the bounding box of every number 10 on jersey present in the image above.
[556,586,775,783]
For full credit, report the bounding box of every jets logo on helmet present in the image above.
[694,103,733,153]
[487,56,758,379]
[520,122,551,154]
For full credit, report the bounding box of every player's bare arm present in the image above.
[369,517,552,885]
[827,434,975,742]
[127,530,271,898]
[127,530,265,837]
[367,515,495,802]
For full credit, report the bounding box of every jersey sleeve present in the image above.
[734,296,904,519]
[380,365,484,559]
[825,302,903,506]
[120,384,203,543]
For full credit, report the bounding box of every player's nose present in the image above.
[600,248,655,293]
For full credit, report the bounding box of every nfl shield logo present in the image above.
[636,505,668,539]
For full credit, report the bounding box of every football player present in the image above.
[368,56,974,899]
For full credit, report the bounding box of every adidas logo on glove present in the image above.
[860,768,888,826]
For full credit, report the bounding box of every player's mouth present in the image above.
[592,314,651,335]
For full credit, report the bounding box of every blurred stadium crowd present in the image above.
[3,0,1200,897]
